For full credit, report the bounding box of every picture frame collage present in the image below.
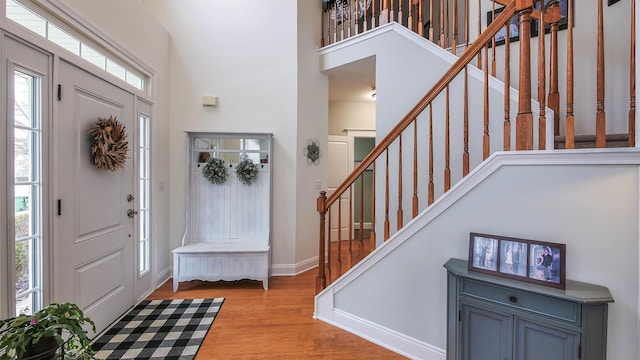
[468,232,566,289]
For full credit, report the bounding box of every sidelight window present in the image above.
[13,70,43,316]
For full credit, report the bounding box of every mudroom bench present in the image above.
[172,132,272,292]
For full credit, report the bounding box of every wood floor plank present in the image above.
[147,269,406,359]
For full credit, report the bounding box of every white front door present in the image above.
[55,60,135,333]
[327,135,354,241]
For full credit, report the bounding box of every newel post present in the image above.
[516,0,535,150]
[316,191,327,294]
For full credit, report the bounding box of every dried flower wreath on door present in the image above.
[87,116,128,171]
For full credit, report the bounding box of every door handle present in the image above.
[127,209,138,218]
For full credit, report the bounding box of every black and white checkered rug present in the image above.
[92,298,224,360]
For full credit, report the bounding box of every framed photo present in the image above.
[528,241,566,289]
[487,6,537,47]
[536,0,573,34]
[468,233,499,274]
[468,232,566,289]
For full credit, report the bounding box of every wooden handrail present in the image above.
[319,1,517,213]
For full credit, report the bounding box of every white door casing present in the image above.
[327,135,354,241]
[55,60,135,333]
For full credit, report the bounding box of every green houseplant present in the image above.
[0,302,98,360]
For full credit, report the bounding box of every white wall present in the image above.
[295,0,330,274]
[141,0,326,274]
[329,101,376,136]
[323,151,640,359]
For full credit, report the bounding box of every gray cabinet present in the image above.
[445,258,613,360]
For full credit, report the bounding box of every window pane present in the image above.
[14,72,34,128]
[106,59,126,81]
[80,43,106,69]
[14,129,33,183]
[48,23,80,55]
[13,68,42,316]
[16,292,33,316]
[15,239,30,296]
[126,71,143,90]
[6,0,46,37]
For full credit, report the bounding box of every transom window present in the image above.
[6,0,146,92]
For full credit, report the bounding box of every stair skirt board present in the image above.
[314,148,640,360]
[316,307,446,360]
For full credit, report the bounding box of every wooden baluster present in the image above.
[349,186,354,267]
[538,3,546,150]
[321,6,326,47]
[316,191,327,293]
[398,0,403,26]
[445,0,450,48]
[397,133,403,230]
[389,0,394,23]
[334,3,338,43]
[370,163,376,248]
[504,22,511,151]
[408,0,414,31]
[341,1,346,41]
[384,149,390,240]
[491,1,496,77]
[440,0,445,47]
[566,0,575,149]
[464,0,469,48]
[452,0,457,55]
[516,4,534,150]
[484,44,490,158]
[337,195,342,277]
[445,86,451,192]
[364,0,369,31]
[548,8,560,137]
[596,0,606,148]
[413,119,419,218]
[358,176,364,252]
[381,0,389,24]
[463,66,470,176]
[477,0,482,68]
[418,0,424,37]
[429,0,435,40]
[428,105,435,205]
[327,207,332,284]
[631,0,637,147]
[354,0,359,35]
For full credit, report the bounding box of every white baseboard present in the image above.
[156,266,171,288]
[271,257,318,276]
[320,309,446,360]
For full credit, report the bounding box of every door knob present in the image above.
[127,209,138,218]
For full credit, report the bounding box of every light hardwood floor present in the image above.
[147,269,406,359]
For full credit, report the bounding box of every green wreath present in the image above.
[202,158,227,185]
[236,155,259,185]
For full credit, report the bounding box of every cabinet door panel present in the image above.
[515,319,579,360]
[461,302,512,360]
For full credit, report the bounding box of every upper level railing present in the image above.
[317,0,636,293]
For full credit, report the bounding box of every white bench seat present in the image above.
[172,241,270,291]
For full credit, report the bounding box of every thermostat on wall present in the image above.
[202,96,218,107]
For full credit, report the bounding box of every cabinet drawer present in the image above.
[462,279,580,324]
